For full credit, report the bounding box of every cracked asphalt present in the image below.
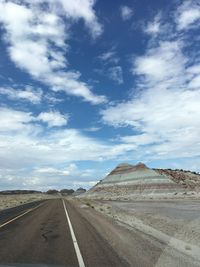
[0,199,128,267]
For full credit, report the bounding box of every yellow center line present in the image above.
[0,202,44,229]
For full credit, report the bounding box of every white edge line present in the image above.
[62,199,86,267]
[0,202,44,229]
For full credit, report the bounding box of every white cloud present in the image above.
[120,6,133,21]
[98,48,123,83]
[54,0,103,38]
[101,15,200,161]
[0,0,106,104]
[0,107,136,171]
[37,111,69,127]
[133,41,186,82]
[25,0,103,38]
[98,49,119,64]
[0,105,138,189]
[34,163,77,176]
[145,14,161,35]
[102,87,200,159]
[0,107,34,132]
[0,162,103,190]
[0,107,68,130]
[102,91,200,160]
[176,1,200,30]
[44,93,64,104]
[84,127,101,132]
[108,66,123,84]
[99,51,115,61]
[0,86,42,104]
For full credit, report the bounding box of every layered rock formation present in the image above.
[83,163,187,200]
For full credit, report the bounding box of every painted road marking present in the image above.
[0,203,44,229]
[62,199,86,267]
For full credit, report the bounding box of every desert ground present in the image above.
[79,197,200,266]
[0,193,53,211]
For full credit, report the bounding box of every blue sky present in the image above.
[0,0,200,190]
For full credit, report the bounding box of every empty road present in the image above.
[0,199,128,267]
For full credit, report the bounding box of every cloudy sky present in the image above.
[0,0,200,190]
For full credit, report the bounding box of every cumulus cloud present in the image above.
[53,0,103,38]
[102,87,200,159]
[34,163,77,176]
[176,0,200,30]
[0,107,69,130]
[37,111,69,127]
[101,6,200,161]
[0,0,106,104]
[0,107,136,171]
[0,86,42,104]
[0,103,137,188]
[133,41,185,83]
[0,107,34,132]
[120,6,133,21]
[0,163,100,190]
[27,0,103,38]
[144,14,161,35]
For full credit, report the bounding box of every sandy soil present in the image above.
[0,193,54,211]
[79,198,200,265]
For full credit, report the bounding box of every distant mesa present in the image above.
[60,189,74,195]
[0,188,87,196]
[82,162,200,200]
[46,188,86,196]
[73,187,86,196]
[46,189,59,195]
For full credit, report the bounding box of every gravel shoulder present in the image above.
[78,198,200,267]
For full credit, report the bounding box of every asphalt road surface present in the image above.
[0,199,128,267]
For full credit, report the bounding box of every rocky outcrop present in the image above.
[155,169,200,191]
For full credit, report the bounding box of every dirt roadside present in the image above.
[72,198,200,267]
[67,197,164,267]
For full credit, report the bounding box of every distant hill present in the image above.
[73,188,86,196]
[0,190,42,195]
[82,163,199,200]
